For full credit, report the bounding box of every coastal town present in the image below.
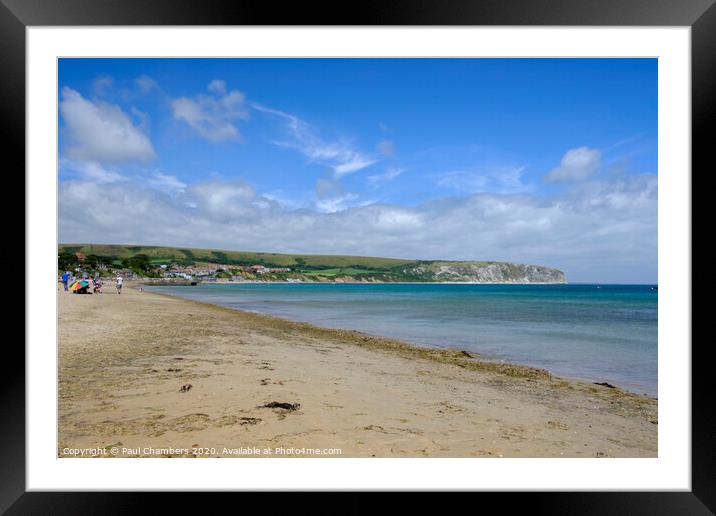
[60,251,294,283]
[159,262,292,282]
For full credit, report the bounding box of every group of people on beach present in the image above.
[60,271,123,294]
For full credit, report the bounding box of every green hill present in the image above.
[58,243,413,268]
[58,243,566,284]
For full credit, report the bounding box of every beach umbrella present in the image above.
[70,280,89,291]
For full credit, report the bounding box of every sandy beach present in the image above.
[58,285,657,458]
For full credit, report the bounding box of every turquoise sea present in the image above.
[147,283,658,396]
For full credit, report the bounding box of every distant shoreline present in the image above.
[140,278,569,286]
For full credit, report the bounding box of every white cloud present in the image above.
[59,181,179,242]
[184,180,260,221]
[253,103,377,177]
[368,167,405,186]
[374,207,423,231]
[333,156,377,177]
[63,161,127,184]
[147,172,186,192]
[59,173,657,283]
[59,87,156,162]
[315,194,360,213]
[545,146,601,182]
[172,81,249,142]
[436,166,530,194]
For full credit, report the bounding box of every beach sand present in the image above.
[58,285,657,458]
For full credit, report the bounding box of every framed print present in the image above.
[5,0,709,511]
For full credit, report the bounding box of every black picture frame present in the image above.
[4,0,708,512]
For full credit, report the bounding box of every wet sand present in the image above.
[58,285,657,458]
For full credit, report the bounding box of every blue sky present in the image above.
[58,58,657,283]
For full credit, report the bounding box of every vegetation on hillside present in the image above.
[57,244,566,283]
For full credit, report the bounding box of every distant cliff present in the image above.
[402,261,566,284]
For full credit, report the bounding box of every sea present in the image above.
[146,283,658,396]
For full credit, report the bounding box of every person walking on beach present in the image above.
[116,275,123,294]
[61,271,70,291]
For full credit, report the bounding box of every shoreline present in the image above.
[58,286,657,458]
[144,286,558,382]
[141,278,569,285]
[144,282,655,397]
